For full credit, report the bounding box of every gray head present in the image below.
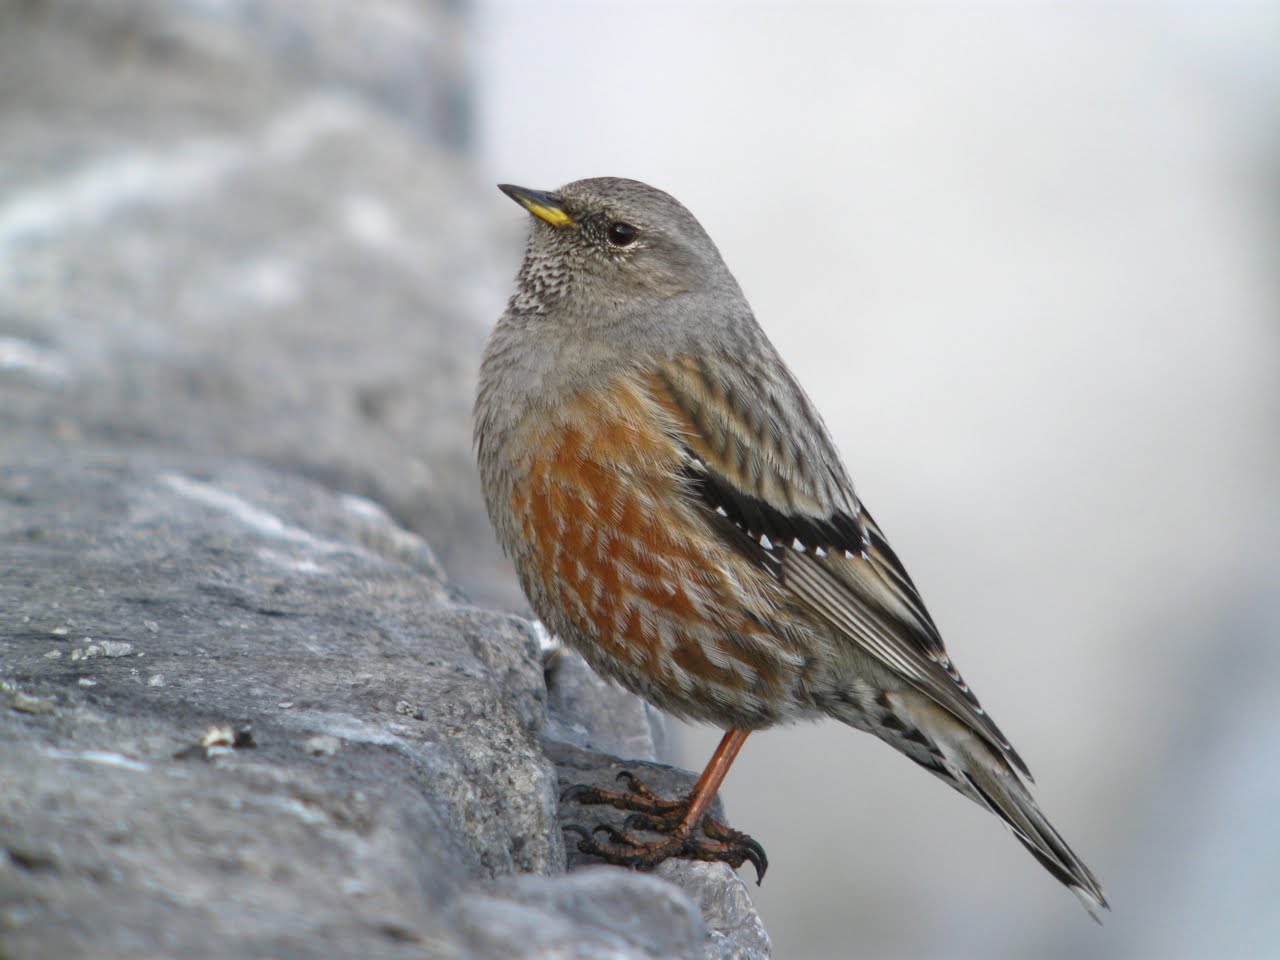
[498,177,744,326]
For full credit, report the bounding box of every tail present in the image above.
[955,739,1109,920]
[837,691,1109,919]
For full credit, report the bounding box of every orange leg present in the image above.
[563,728,767,882]
[678,728,751,832]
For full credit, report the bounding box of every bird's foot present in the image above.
[561,770,686,823]
[562,819,768,883]
[561,771,768,883]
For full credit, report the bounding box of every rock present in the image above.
[454,869,710,960]
[0,0,519,612]
[1,449,769,958]
[0,3,772,958]
[544,645,670,761]
[1,452,560,958]
[661,861,774,960]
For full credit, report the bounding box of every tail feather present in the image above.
[836,690,1109,919]
[960,762,1109,921]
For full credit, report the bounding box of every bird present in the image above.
[474,176,1107,918]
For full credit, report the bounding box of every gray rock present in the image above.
[0,449,770,959]
[454,869,709,960]
[660,862,774,960]
[1,451,558,958]
[0,0,520,612]
[544,646,670,762]
[0,3,772,958]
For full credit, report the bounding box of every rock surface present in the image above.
[0,3,771,958]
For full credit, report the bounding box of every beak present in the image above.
[498,183,575,229]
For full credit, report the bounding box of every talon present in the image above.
[614,770,659,801]
[622,812,656,833]
[745,840,769,884]
[561,814,763,879]
[560,783,594,803]
[556,761,766,880]
[699,818,769,883]
[561,824,592,850]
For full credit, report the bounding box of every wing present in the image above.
[648,352,1031,779]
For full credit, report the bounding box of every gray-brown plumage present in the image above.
[475,177,1107,916]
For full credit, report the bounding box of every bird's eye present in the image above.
[606,221,638,247]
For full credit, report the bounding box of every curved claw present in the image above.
[614,769,639,788]
[622,812,658,833]
[565,815,766,882]
[743,838,769,885]
[564,823,642,856]
[699,819,769,884]
[560,783,591,803]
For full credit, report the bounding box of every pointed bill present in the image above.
[498,183,575,228]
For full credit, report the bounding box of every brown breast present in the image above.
[505,373,801,716]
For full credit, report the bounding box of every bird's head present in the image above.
[499,177,740,318]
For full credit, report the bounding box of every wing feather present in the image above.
[648,354,1031,778]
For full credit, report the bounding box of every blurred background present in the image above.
[3,0,1276,957]
[475,2,1279,958]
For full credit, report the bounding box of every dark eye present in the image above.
[606,221,638,247]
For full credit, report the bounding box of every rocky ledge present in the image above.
[0,2,770,958]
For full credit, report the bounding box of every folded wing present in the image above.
[648,352,1031,779]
